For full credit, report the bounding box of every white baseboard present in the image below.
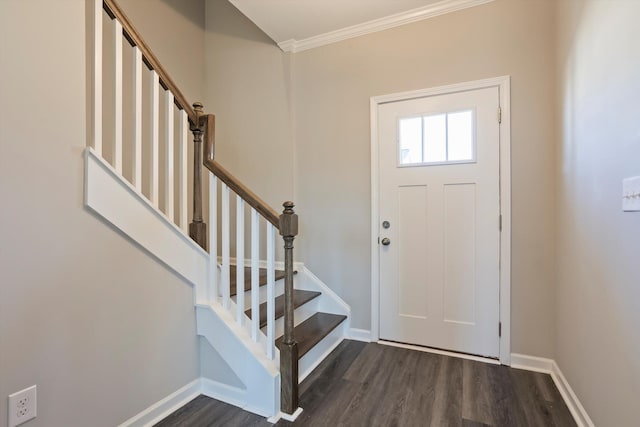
[348,328,372,342]
[510,354,594,427]
[551,361,595,427]
[200,378,247,410]
[267,407,304,423]
[510,353,554,374]
[118,377,260,427]
[118,379,201,427]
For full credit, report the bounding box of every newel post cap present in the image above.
[279,201,298,237]
[191,102,205,132]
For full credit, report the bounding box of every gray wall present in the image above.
[555,1,640,425]
[204,0,294,209]
[0,1,204,426]
[292,0,557,357]
[119,0,205,104]
[206,0,557,358]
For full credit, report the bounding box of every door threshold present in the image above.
[377,340,501,365]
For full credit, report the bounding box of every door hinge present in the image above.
[498,106,502,124]
[499,214,503,232]
[499,322,502,337]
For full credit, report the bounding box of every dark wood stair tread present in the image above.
[276,312,347,359]
[245,290,321,328]
[229,265,286,296]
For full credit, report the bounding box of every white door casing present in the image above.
[370,77,511,364]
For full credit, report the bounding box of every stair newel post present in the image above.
[189,102,207,250]
[279,201,299,415]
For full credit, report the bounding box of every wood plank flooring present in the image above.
[154,341,576,427]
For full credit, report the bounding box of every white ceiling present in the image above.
[228,0,449,44]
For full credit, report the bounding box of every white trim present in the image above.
[497,77,512,365]
[200,378,247,411]
[379,340,500,365]
[370,76,512,365]
[510,353,554,374]
[117,379,201,427]
[92,0,102,155]
[348,328,372,342]
[299,334,345,382]
[84,148,209,302]
[268,407,304,423]
[297,266,351,314]
[509,354,595,427]
[281,407,304,422]
[551,362,595,427]
[278,0,495,53]
[218,256,304,272]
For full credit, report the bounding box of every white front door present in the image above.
[378,86,501,358]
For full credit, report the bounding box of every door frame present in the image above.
[370,76,512,365]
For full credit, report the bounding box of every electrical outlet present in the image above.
[8,385,37,427]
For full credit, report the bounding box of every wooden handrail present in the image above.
[101,0,281,231]
[103,0,196,124]
[204,160,281,228]
[199,112,281,229]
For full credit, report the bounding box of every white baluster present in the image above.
[150,70,160,207]
[178,110,188,232]
[113,19,123,174]
[209,175,218,303]
[251,208,260,342]
[165,91,174,222]
[92,0,102,155]
[132,46,143,191]
[236,197,245,325]
[222,184,230,309]
[266,223,276,359]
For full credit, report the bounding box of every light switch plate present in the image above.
[622,176,640,212]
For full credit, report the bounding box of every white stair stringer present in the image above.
[196,303,280,418]
[290,265,352,382]
[84,148,353,418]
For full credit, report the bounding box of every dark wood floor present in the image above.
[155,341,576,427]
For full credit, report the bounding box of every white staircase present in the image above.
[86,0,350,422]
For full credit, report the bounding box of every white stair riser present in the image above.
[298,320,348,382]
[265,300,319,339]
[230,279,285,309]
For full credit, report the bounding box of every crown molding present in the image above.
[277,0,495,53]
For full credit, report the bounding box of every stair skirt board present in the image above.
[84,148,209,302]
[196,304,279,418]
[86,148,354,420]
[293,266,352,322]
